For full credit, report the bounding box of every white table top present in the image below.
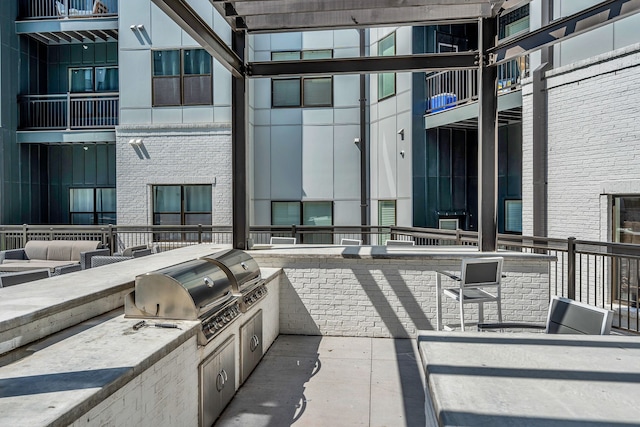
[417,330,640,426]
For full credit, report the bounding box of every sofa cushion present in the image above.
[70,240,101,261]
[121,245,147,257]
[47,241,73,261]
[0,260,79,273]
[24,241,50,261]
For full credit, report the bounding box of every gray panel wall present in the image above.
[249,30,363,226]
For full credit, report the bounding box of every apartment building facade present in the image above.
[1,0,639,246]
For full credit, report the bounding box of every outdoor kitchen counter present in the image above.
[248,244,554,261]
[0,244,232,355]
[0,267,281,427]
[417,330,640,426]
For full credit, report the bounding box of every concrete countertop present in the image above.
[0,267,281,427]
[248,244,555,261]
[417,330,640,426]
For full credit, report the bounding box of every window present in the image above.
[69,188,116,225]
[69,67,119,93]
[271,50,333,108]
[271,201,333,243]
[499,5,529,39]
[153,185,212,241]
[378,33,396,100]
[153,185,212,225]
[613,196,640,305]
[378,200,396,244]
[152,49,212,106]
[504,200,522,233]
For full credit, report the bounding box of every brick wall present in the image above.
[522,44,640,240]
[116,124,232,226]
[253,254,550,338]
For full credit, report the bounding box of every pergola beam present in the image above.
[491,0,640,63]
[248,52,478,77]
[151,0,244,78]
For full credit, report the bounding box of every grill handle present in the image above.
[198,290,232,311]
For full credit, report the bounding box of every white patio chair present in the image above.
[270,237,296,245]
[436,257,503,331]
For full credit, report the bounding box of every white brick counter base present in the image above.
[250,246,553,338]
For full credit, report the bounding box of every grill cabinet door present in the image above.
[240,309,263,384]
[200,336,235,427]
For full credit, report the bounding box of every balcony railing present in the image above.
[18,93,119,130]
[1,223,638,334]
[19,0,118,19]
[425,57,528,114]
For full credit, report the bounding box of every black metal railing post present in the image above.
[567,236,576,299]
[22,224,28,245]
[198,224,203,243]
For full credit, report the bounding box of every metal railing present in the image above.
[1,223,639,333]
[18,93,119,130]
[19,0,118,19]
[424,58,527,114]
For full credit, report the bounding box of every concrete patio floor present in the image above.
[215,335,426,427]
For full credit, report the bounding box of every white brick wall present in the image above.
[116,124,233,226]
[253,254,550,338]
[70,336,200,427]
[522,44,640,240]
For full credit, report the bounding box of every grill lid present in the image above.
[200,249,262,293]
[127,258,234,320]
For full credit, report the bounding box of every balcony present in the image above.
[424,58,527,129]
[19,0,118,20]
[16,0,118,45]
[18,93,118,131]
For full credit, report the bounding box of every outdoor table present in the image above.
[418,330,640,426]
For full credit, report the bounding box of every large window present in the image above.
[271,201,333,243]
[70,188,116,224]
[378,33,396,100]
[153,185,212,225]
[69,66,119,92]
[613,196,640,305]
[152,49,212,106]
[271,50,333,108]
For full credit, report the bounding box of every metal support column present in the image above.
[232,30,249,249]
[478,17,498,252]
[533,0,553,238]
[359,29,369,244]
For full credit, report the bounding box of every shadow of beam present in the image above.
[0,367,130,398]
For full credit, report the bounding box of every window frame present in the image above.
[151,49,213,107]
[152,184,213,226]
[503,199,523,234]
[271,201,334,243]
[270,49,334,108]
[69,187,116,225]
[377,32,396,101]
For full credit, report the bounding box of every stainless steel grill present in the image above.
[124,257,241,345]
[124,249,266,345]
[200,249,267,313]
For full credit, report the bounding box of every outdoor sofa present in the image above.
[0,240,108,275]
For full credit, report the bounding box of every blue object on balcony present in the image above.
[430,93,457,112]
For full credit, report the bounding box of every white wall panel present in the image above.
[213,61,232,105]
[183,107,214,123]
[333,125,361,200]
[271,109,302,125]
[270,33,302,51]
[254,126,271,199]
[302,126,334,199]
[253,79,272,109]
[271,126,302,199]
[333,201,362,226]
[152,108,182,123]
[151,5,182,47]
[119,50,152,109]
[333,75,360,108]
[303,31,334,49]
[302,109,334,125]
[377,116,397,199]
[334,108,360,125]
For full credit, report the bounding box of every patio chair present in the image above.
[436,257,503,331]
[0,269,50,287]
[90,247,152,268]
[270,237,296,245]
[478,295,614,335]
[385,239,415,246]
[340,238,362,245]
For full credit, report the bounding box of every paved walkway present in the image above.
[216,335,426,427]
